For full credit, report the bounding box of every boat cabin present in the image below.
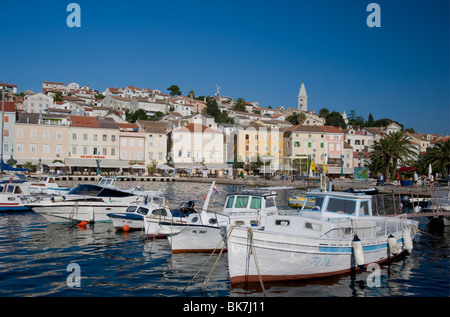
[223,190,278,215]
[299,191,373,219]
[1,183,29,195]
[126,204,170,217]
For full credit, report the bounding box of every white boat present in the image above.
[107,196,170,233]
[226,190,419,285]
[143,200,197,238]
[28,175,71,196]
[26,178,157,224]
[0,182,33,212]
[159,182,284,253]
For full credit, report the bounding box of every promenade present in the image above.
[35,174,434,197]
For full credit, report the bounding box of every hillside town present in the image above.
[0,80,448,181]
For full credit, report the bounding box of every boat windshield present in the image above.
[301,196,325,211]
[126,206,137,213]
[326,198,356,215]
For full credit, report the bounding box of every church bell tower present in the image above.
[298,81,308,112]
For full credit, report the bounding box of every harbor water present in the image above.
[0,181,448,297]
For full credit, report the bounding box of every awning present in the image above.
[204,163,230,170]
[174,163,203,169]
[156,164,174,170]
[64,158,130,168]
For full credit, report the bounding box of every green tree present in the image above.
[126,109,148,123]
[325,111,347,129]
[233,98,247,112]
[167,85,181,96]
[366,113,374,127]
[318,108,330,118]
[424,139,450,177]
[53,91,63,102]
[371,131,417,180]
[286,112,307,125]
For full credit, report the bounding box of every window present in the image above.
[17,143,23,153]
[130,140,135,147]
[250,197,262,209]
[103,148,107,156]
[265,197,276,208]
[72,133,77,140]
[30,144,37,153]
[148,152,154,160]
[111,135,116,142]
[294,142,301,147]
[226,196,235,208]
[111,148,115,156]
[301,196,325,211]
[320,143,324,148]
[359,201,370,216]
[178,151,182,157]
[44,130,50,139]
[83,147,88,155]
[235,196,249,208]
[308,142,311,148]
[30,129,37,138]
[83,133,88,141]
[43,144,50,154]
[93,134,98,142]
[122,139,127,146]
[103,134,107,141]
[121,151,127,159]
[17,129,23,138]
[56,131,62,139]
[327,198,356,215]
[329,144,334,151]
[56,145,62,156]
[72,146,77,155]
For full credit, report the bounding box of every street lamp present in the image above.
[340,154,345,179]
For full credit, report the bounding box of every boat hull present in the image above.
[108,213,144,231]
[29,202,129,223]
[227,226,411,285]
[165,224,226,253]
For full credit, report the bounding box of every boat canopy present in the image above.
[66,184,134,197]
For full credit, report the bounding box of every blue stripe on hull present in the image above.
[318,238,403,253]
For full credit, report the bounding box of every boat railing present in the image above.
[323,215,408,240]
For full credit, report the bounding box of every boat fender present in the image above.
[387,234,399,255]
[352,234,365,270]
[123,225,130,232]
[402,228,413,253]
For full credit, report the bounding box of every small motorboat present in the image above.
[345,187,378,195]
[108,196,170,232]
[0,182,33,212]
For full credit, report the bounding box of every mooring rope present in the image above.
[247,227,266,297]
[184,225,235,293]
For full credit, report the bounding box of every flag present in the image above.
[310,161,316,171]
[213,183,219,194]
[323,162,327,173]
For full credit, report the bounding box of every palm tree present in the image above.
[371,131,417,181]
[425,139,450,177]
[286,112,307,125]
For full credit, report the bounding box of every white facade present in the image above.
[170,124,224,164]
[23,93,54,113]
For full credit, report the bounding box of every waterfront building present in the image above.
[66,116,123,173]
[168,123,224,167]
[0,101,17,162]
[101,95,133,112]
[283,125,352,176]
[14,113,70,170]
[344,127,372,153]
[136,120,170,167]
[231,123,284,173]
[117,123,145,163]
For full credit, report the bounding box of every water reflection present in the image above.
[0,181,448,297]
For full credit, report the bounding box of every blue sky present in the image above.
[1,0,448,134]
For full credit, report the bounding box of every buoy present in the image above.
[77,221,88,226]
[123,225,130,232]
[387,234,399,255]
[352,234,365,270]
[402,228,413,253]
